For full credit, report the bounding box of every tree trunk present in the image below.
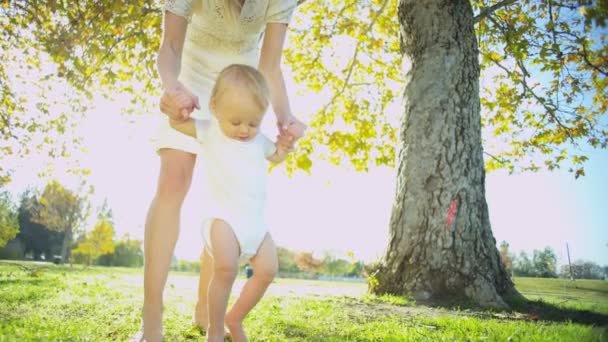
[371,0,520,308]
[60,227,71,264]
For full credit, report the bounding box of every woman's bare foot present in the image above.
[224,312,247,342]
[139,306,163,342]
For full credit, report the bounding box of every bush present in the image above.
[170,260,200,273]
[96,239,143,268]
[0,239,24,260]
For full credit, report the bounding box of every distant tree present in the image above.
[560,260,605,280]
[498,241,513,274]
[532,247,558,278]
[72,218,115,265]
[277,247,299,274]
[295,252,325,273]
[96,235,143,268]
[322,253,351,276]
[346,261,365,278]
[344,251,365,278]
[31,180,89,264]
[16,191,63,260]
[0,191,18,248]
[170,259,200,273]
[513,251,534,277]
[96,198,114,225]
[0,239,24,260]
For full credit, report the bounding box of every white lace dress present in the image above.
[154,0,297,154]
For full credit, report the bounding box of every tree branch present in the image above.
[475,0,518,23]
[483,151,508,165]
[320,0,389,115]
[488,56,574,137]
[580,43,608,76]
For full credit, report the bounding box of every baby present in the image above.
[169,64,301,342]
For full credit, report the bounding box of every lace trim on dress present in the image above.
[241,0,264,23]
[188,27,259,53]
[163,0,193,23]
[212,0,265,24]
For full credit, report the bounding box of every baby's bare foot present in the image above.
[131,328,163,342]
[192,315,208,332]
[204,335,225,342]
[192,314,230,338]
[225,314,247,342]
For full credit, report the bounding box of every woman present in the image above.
[139,0,302,340]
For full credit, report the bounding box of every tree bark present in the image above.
[60,227,71,264]
[371,0,520,308]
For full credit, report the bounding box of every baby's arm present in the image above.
[169,118,196,138]
[265,133,294,164]
[266,143,290,164]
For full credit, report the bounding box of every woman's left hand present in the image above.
[277,114,307,151]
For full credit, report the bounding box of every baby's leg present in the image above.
[225,234,278,342]
[206,220,240,342]
[193,246,213,328]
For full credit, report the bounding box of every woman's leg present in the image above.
[206,219,240,342]
[142,148,196,342]
[225,234,278,342]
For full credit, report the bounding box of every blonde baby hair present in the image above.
[210,64,270,112]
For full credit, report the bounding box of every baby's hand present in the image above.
[276,121,307,153]
[276,133,295,152]
[160,84,200,121]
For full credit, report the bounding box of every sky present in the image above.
[4,82,607,267]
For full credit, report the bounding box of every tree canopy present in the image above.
[0,191,18,248]
[72,217,115,265]
[1,0,606,179]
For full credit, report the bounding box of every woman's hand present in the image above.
[160,82,200,121]
[276,113,307,151]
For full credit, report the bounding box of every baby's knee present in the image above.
[255,263,278,283]
[213,261,238,282]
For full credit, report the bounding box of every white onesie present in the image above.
[195,117,277,260]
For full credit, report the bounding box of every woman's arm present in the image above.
[157,12,200,119]
[158,12,188,90]
[258,23,294,130]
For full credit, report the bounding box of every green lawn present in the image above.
[513,277,608,313]
[0,261,606,341]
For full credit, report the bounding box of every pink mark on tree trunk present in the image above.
[446,197,459,230]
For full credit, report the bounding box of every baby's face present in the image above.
[213,87,265,142]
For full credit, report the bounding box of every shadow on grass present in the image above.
[508,298,608,326]
[566,284,608,296]
[271,321,333,341]
[414,295,608,327]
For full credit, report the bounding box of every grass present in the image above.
[0,261,606,341]
[513,277,608,314]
